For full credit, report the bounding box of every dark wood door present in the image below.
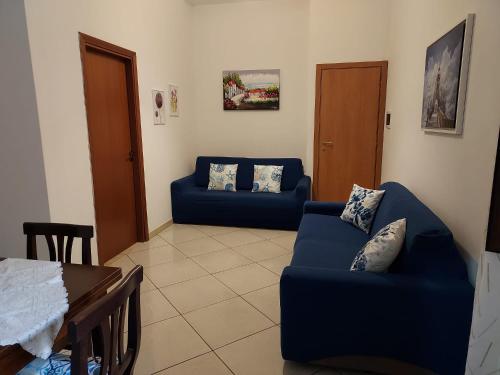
[84,49,138,262]
[314,61,387,201]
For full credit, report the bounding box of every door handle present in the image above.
[322,141,333,147]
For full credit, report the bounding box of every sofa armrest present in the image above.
[303,201,345,216]
[294,175,311,201]
[171,173,196,193]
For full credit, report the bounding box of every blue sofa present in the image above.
[280,182,474,375]
[171,156,311,230]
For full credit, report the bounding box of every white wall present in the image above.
[0,0,50,258]
[382,0,500,277]
[192,0,309,161]
[23,0,195,262]
[305,0,391,173]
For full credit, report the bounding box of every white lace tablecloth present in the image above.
[0,258,69,359]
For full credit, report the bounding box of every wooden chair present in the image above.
[23,222,93,265]
[18,266,143,375]
[69,265,143,375]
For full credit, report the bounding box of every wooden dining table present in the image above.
[0,259,122,374]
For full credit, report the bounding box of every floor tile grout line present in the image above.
[158,286,240,315]
[211,324,277,352]
[240,289,281,325]
[211,266,279,296]
[211,349,237,375]
[145,269,210,289]
[149,351,216,375]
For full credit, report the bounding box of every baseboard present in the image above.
[149,219,173,238]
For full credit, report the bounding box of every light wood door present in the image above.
[84,49,138,262]
[314,61,387,202]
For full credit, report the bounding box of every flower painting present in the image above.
[421,14,474,134]
[223,69,280,110]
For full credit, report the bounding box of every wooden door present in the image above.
[80,34,148,264]
[313,61,387,201]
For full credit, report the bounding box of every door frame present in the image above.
[312,61,388,200]
[79,33,149,262]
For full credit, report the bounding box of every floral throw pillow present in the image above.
[18,352,101,375]
[340,184,385,233]
[208,163,238,192]
[351,218,406,272]
[252,165,284,193]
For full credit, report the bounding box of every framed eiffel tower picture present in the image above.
[421,14,474,135]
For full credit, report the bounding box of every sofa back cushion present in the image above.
[371,182,467,279]
[195,156,304,191]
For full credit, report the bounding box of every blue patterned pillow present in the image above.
[351,218,406,272]
[340,184,385,233]
[17,352,101,375]
[252,165,283,193]
[207,163,238,192]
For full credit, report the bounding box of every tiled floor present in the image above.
[105,224,370,375]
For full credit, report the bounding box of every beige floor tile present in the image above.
[105,254,135,276]
[216,326,317,375]
[128,245,185,267]
[184,297,274,349]
[214,263,279,295]
[233,240,289,262]
[192,248,252,273]
[212,230,263,248]
[242,284,280,324]
[175,237,227,257]
[259,253,293,275]
[123,235,168,254]
[192,224,241,236]
[246,228,295,240]
[159,225,207,245]
[140,274,157,293]
[133,316,210,375]
[270,233,297,250]
[140,289,179,326]
[157,352,232,375]
[160,275,236,313]
[144,259,208,287]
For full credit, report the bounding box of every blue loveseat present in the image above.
[280,182,474,375]
[171,156,311,230]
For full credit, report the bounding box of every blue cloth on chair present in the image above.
[280,182,474,375]
[17,353,100,375]
[171,156,311,230]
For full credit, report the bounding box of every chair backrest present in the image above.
[194,156,305,190]
[23,222,94,265]
[68,265,143,375]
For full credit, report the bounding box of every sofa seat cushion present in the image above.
[292,214,369,270]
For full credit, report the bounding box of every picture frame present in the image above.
[168,84,179,117]
[421,14,474,135]
[223,69,280,111]
[152,89,166,125]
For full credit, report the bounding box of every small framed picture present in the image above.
[168,84,179,117]
[152,89,166,125]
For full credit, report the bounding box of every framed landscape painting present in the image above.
[223,69,280,110]
[421,14,474,135]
